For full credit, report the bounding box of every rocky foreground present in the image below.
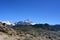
[0,31,60,40]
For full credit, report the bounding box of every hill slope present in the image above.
[0,22,60,40]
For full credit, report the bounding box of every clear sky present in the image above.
[0,0,60,24]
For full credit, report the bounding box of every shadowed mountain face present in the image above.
[50,25,60,30]
[13,22,57,31]
[13,20,60,31]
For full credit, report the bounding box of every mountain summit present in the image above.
[16,19,37,25]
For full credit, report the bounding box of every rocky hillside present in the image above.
[0,22,60,40]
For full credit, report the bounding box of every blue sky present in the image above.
[0,0,60,24]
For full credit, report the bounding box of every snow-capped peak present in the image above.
[31,23,37,25]
[1,21,15,25]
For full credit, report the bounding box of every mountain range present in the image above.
[0,20,60,30]
[0,20,60,40]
